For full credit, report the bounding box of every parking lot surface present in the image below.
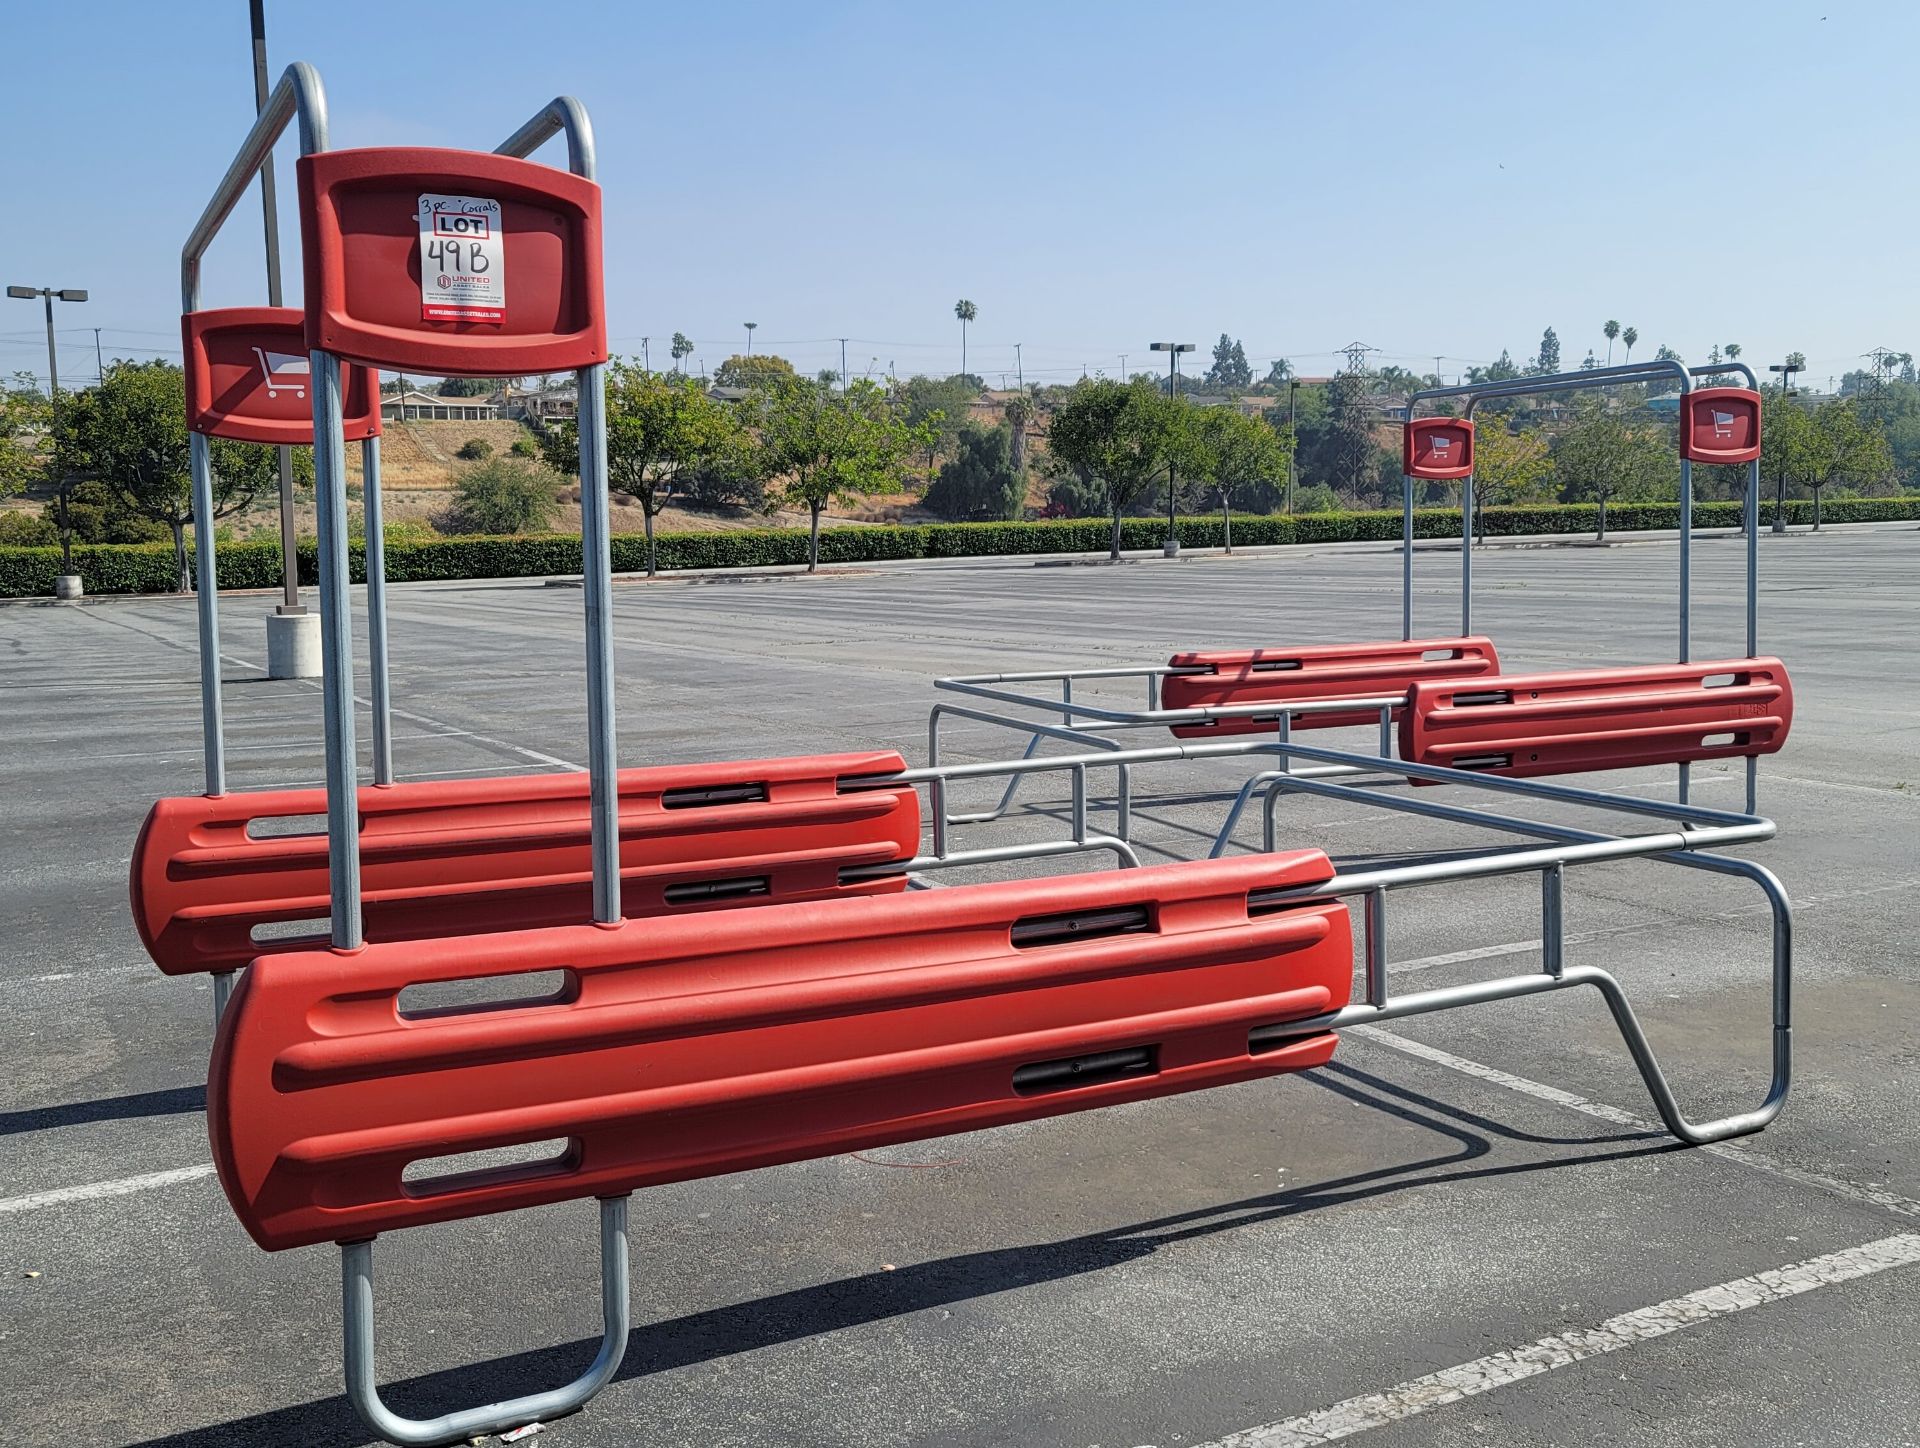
[3,527,1916,1447]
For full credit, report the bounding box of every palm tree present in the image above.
[954,299,977,379]
[1621,326,1638,365]
[1726,343,1742,362]
[669,331,693,373]
[1003,391,1034,475]
[1603,319,1620,365]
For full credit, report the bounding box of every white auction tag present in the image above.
[417,193,505,323]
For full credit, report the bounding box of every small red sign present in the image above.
[1403,418,1475,480]
[183,308,380,445]
[1681,388,1762,464]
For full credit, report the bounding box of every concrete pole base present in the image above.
[1162,539,1180,558]
[266,610,322,679]
[53,575,84,601]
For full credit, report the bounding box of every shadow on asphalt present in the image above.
[1,1083,204,1137]
[126,1064,1676,1448]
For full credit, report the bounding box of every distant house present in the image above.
[382,389,499,422]
[498,385,576,425]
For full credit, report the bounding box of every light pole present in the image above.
[744,322,757,354]
[1014,342,1023,390]
[1768,361,1803,534]
[8,284,87,592]
[1151,341,1195,556]
[247,0,305,623]
[1285,377,1299,513]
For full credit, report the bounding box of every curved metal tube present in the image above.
[497,95,597,180]
[930,702,1128,826]
[342,1196,630,1447]
[181,61,328,313]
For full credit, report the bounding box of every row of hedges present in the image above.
[3,497,1915,598]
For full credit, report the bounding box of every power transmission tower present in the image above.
[1340,341,1379,374]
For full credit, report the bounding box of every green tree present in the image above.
[898,374,981,484]
[1205,334,1252,390]
[1762,395,1893,525]
[1045,378,1183,559]
[544,363,742,575]
[436,376,504,398]
[1621,326,1638,364]
[755,377,933,571]
[1469,419,1553,539]
[669,332,695,373]
[1552,396,1678,538]
[1264,357,1294,386]
[712,353,796,391]
[3,375,69,567]
[450,456,561,535]
[1180,406,1290,550]
[1532,326,1561,375]
[1466,350,1522,384]
[1002,390,1035,477]
[0,374,48,499]
[455,437,492,461]
[1648,344,1686,395]
[58,361,281,590]
[924,424,1024,521]
[1603,319,1620,365]
[954,299,978,379]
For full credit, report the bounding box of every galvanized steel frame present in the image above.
[182,73,1795,1448]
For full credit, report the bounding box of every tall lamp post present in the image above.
[1768,360,1803,534]
[1285,376,1300,513]
[1151,341,1194,556]
[7,284,88,597]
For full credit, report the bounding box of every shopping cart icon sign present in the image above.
[1430,437,1453,456]
[252,347,310,400]
[1711,410,1736,439]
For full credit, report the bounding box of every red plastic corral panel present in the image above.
[1400,658,1794,778]
[1162,636,1502,737]
[131,752,919,977]
[207,853,1352,1249]
[298,147,606,377]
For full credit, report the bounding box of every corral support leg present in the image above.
[341,1196,632,1447]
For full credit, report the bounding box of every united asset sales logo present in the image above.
[437,275,453,288]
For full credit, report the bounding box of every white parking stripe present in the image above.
[0,1164,214,1216]
[1192,1232,1920,1448]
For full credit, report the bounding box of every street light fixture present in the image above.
[8,284,89,593]
[1150,342,1195,556]
[1768,361,1803,534]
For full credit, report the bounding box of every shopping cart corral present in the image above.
[930,357,1774,835]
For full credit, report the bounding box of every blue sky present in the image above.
[1,0,1910,392]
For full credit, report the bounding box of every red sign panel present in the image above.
[297,147,607,378]
[182,308,380,445]
[1681,387,1762,464]
[1403,417,1475,479]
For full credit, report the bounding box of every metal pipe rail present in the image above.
[178,63,395,798]
[928,678,1402,828]
[1403,358,1767,813]
[851,732,1790,1146]
[1235,774,1788,1146]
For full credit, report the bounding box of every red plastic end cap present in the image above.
[182,308,380,444]
[1681,388,1763,464]
[1404,418,1475,479]
[297,147,607,378]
